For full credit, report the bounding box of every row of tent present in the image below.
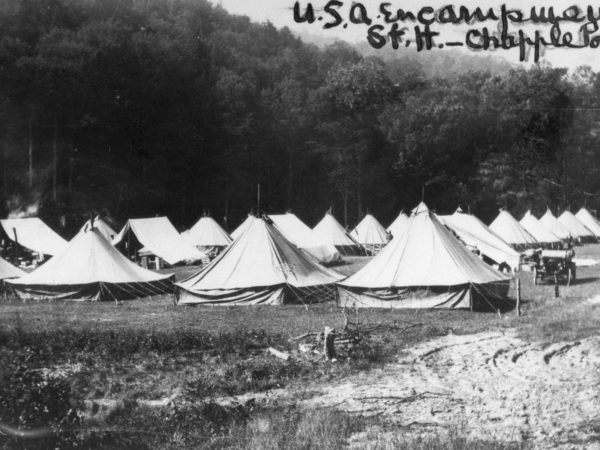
[2,205,600,309]
[176,203,511,309]
[489,208,600,250]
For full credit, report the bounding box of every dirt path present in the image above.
[301,331,600,448]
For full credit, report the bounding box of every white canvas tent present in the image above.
[231,215,254,241]
[0,257,26,280]
[181,216,232,252]
[78,217,117,242]
[338,203,510,310]
[489,210,538,251]
[438,208,521,271]
[519,211,561,248]
[113,217,205,265]
[269,213,341,264]
[0,218,67,257]
[176,217,343,305]
[575,208,600,238]
[539,209,572,241]
[7,228,173,301]
[387,212,409,239]
[558,210,596,243]
[351,214,388,254]
[312,213,365,256]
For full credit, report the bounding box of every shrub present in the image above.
[0,363,81,449]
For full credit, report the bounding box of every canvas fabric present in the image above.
[489,210,538,251]
[338,203,510,309]
[439,211,521,271]
[575,208,600,238]
[558,211,596,242]
[519,211,561,248]
[7,228,173,301]
[113,217,204,265]
[539,210,572,240]
[269,213,341,264]
[312,213,365,256]
[0,218,67,256]
[176,217,343,305]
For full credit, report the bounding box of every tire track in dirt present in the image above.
[302,330,600,448]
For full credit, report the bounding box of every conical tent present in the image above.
[558,210,596,243]
[176,217,344,305]
[78,217,117,242]
[539,209,571,241]
[338,203,510,310]
[312,213,365,256]
[269,213,341,264]
[7,228,174,301]
[351,214,388,253]
[113,217,204,265]
[387,212,409,239]
[0,218,67,257]
[575,208,600,238]
[519,211,561,248]
[231,215,254,241]
[438,209,521,271]
[489,210,538,251]
[181,216,232,251]
[0,257,26,280]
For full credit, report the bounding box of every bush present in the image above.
[0,363,81,449]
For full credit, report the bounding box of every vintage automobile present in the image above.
[532,249,576,286]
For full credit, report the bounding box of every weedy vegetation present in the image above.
[1,251,600,448]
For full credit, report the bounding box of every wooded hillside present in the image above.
[1,0,599,234]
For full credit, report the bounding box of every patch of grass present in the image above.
[368,429,529,449]
[3,246,600,448]
[186,356,313,398]
[77,404,528,450]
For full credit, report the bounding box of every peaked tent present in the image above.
[176,217,344,305]
[519,211,561,248]
[351,214,388,254]
[0,257,26,280]
[338,203,510,310]
[182,216,232,252]
[113,217,205,265]
[269,213,341,264]
[78,217,117,242]
[7,228,173,301]
[575,208,600,238]
[312,213,365,256]
[558,210,596,243]
[387,212,409,240]
[539,209,572,241]
[0,218,67,257]
[231,215,255,241]
[489,210,538,251]
[438,209,521,271]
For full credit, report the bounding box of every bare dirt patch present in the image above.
[299,330,600,448]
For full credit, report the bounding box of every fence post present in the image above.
[554,274,559,298]
[516,278,521,316]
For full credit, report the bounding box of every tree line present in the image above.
[1,0,599,236]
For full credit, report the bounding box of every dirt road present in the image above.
[302,330,600,448]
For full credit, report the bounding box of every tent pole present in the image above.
[12,228,18,266]
[257,183,261,214]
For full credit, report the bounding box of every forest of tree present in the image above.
[1,0,600,236]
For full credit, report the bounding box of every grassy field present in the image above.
[1,246,600,448]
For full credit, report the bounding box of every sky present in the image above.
[211,0,600,71]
